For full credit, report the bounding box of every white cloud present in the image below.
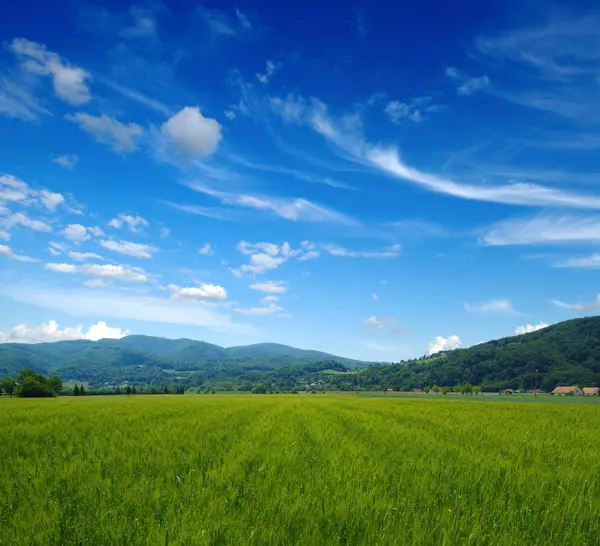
[44,262,77,273]
[68,251,103,261]
[100,239,158,259]
[63,224,90,243]
[236,9,252,30]
[39,190,64,211]
[1,284,254,334]
[555,254,600,269]
[239,253,285,275]
[457,75,490,96]
[121,5,157,38]
[53,154,78,169]
[81,263,149,284]
[385,96,437,124]
[83,279,111,288]
[482,215,600,246]
[232,240,321,277]
[298,250,319,261]
[234,302,284,316]
[0,230,9,241]
[1,212,52,233]
[255,60,280,85]
[198,243,213,255]
[260,295,280,304]
[0,320,129,343]
[0,244,37,262]
[162,107,222,157]
[184,181,356,224]
[224,109,236,120]
[108,213,149,232]
[364,316,396,331]
[159,227,171,238]
[427,335,461,356]
[465,299,516,314]
[168,283,227,301]
[322,243,401,259]
[249,280,287,294]
[371,293,378,300]
[88,226,104,237]
[271,94,600,210]
[10,38,91,105]
[514,322,549,335]
[553,295,600,312]
[67,113,143,153]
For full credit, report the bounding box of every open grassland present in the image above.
[1,395,600,545]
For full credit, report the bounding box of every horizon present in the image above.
[2,0,600,360]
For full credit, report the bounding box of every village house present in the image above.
[412,388,422,393]
[583,387,600,396]
[551,386,583,396]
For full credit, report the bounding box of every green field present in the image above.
[1,395,600,545]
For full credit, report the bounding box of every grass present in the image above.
[1,395,600,545]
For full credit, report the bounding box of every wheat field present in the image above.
[1,394,599,545]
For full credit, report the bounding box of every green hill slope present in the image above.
[358,316,600,391]
[0,336,363,387]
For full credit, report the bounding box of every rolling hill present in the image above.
[358,316,600,391]
[0,335,364,387]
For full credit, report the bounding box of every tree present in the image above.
[433,384,440,394]
[163,385,169,394]
[0,377,17,396]
[116,385,122,395]
[79,384,86,395]
[73,384,80,396]
[125,385,133,395]
[17,375,55,398]
[424,386,430,394]
[132,385,137,395]
[1,377,17,397]
[48,376,62,393]
[442,386,450,395]
[461,383,473,395]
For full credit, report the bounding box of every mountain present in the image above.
[0,335,364,387]
[357,316,600,391]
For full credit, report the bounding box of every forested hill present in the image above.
[0,335,364,387]
[359,316,600,391]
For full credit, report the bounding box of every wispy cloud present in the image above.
[67,113,144,153]
[0,244,37,262]
[183,181,357,224]
[482,215,600,246]
[322,243,401,259]
[446,67,489,96]
[269,94,600,209]
[554,254,600,269]
[465,299,517,315]
[553,295,600,313]
[385,96,439,123]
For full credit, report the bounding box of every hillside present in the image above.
[0,335,364,388]
[357,316,600,391]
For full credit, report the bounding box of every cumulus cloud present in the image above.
[44,262,77,273]
[0,174,68,215]
[63,224,90,243]
[465,299,517,314]
[198,243,212,255]
[427,335,462,356]
[80,263,149,284]
[514,322,549,335]
[168,283,227,300]
[162,107,222,157]
[53,154,78,169]
[39,190,64,211]
[249,280,287,294]
[0,244,37,262]
[0,319,129,343]
[385,96,438,124]
[67,113,143,153]
[100,239,157,259]
[108,213,149,232]
[10,38,91,105]
[1,212,52,233]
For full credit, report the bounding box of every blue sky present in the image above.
[1,0,600,360]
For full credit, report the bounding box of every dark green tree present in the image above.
[79,384,86,395]
[73,384,80,396]
[125,385,132,395]
[132,385,137,395]
[48,376,62,393]
[163,385,169,394]
[1,377,17,397]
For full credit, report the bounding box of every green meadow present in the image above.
[1,395,599,545]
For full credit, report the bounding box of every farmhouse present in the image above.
[412,388,422,393]
[583,387,600,396]
[551,386,583,396]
